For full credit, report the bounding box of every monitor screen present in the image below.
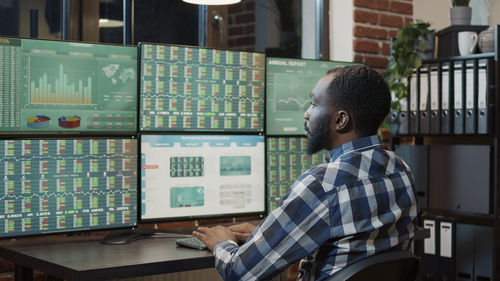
[266,137,328,212]
[139,44,265,132]
[0,37,137,133]
[0,138,138,238]
[266,57,357,135]
[141,134,265,221]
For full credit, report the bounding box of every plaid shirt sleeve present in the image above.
[212,170,333,281]
[212,136,417,281]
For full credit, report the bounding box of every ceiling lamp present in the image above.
[99,18,124,28]
[182,0,241,5]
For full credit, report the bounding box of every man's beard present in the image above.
[305,113,332,155]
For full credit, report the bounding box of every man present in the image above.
[194,65,418,281]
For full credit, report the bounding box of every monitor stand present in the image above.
[100,228,192,245]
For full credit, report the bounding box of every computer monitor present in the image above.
[266,137,329,212]
[140,134,265,221]
[0,138,138,238]
[0,37,137,133]
[266,57,357,135]
[139,43,265,132]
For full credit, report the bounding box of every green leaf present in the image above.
[384,19,434,112]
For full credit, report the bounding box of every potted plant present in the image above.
[383,20,435,135]
[450,0,471,25]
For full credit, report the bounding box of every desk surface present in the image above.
[0,226,430,281]
[0,235,214,281]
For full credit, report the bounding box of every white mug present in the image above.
[458,31,478,56]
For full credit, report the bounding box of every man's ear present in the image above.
[335,110,351,132]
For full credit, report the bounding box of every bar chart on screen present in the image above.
[29,64,94,106]
[0,37,138,133]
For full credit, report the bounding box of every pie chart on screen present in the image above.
[58,115,81,129]
[26,115,51,129]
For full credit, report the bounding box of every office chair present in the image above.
[326,250,420,281]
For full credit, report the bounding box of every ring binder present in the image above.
[419,66,430,134]
[409,73,419,134]
[430,65,440,134]
[440,63,451,134]
[464,60,476,134]
[453,61,464,135]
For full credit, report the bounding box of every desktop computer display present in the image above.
[266,57,356,135]
[0,37,137,133]
[267,137,329,211]
[0,138,138,238]
[141,134,265,220]
[139,44,265,132]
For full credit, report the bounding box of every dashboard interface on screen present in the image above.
[266,58,357,135]
[141,134,265,220]
[0,138,138,238]
[0,37,137,133]
[139,44,265,132]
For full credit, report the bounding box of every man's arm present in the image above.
[196,173,333,281]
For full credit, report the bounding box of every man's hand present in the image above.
[193,225,237,251]
[228,222,257,243]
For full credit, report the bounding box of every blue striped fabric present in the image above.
[213,135,418,281]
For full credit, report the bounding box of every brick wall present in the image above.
[227,0,414,67]
[353,0,413,71]
[227,0,256,51]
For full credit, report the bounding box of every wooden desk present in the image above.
[0,228,429,281]
[0,235,214,281]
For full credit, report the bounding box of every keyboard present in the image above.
[176,237,207,250]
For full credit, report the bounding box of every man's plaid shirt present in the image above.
[212,135,418,281]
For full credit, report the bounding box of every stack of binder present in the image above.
[420,216,456,281]
[396,58,493,136]
[419,217,493,281]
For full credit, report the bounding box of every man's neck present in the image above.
[328,131,360,151]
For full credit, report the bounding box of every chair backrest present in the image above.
[326,250,420,281]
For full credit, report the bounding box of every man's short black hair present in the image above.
[325,65,390,137]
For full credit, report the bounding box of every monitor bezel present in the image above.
[0,35,139,136]
[138,132,267,223]
[0,135,140,240]
[264,56,360,137]
[137,42,266,133]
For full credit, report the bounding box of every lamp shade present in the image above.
[99,19,124,28]
[182,0,241,5]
